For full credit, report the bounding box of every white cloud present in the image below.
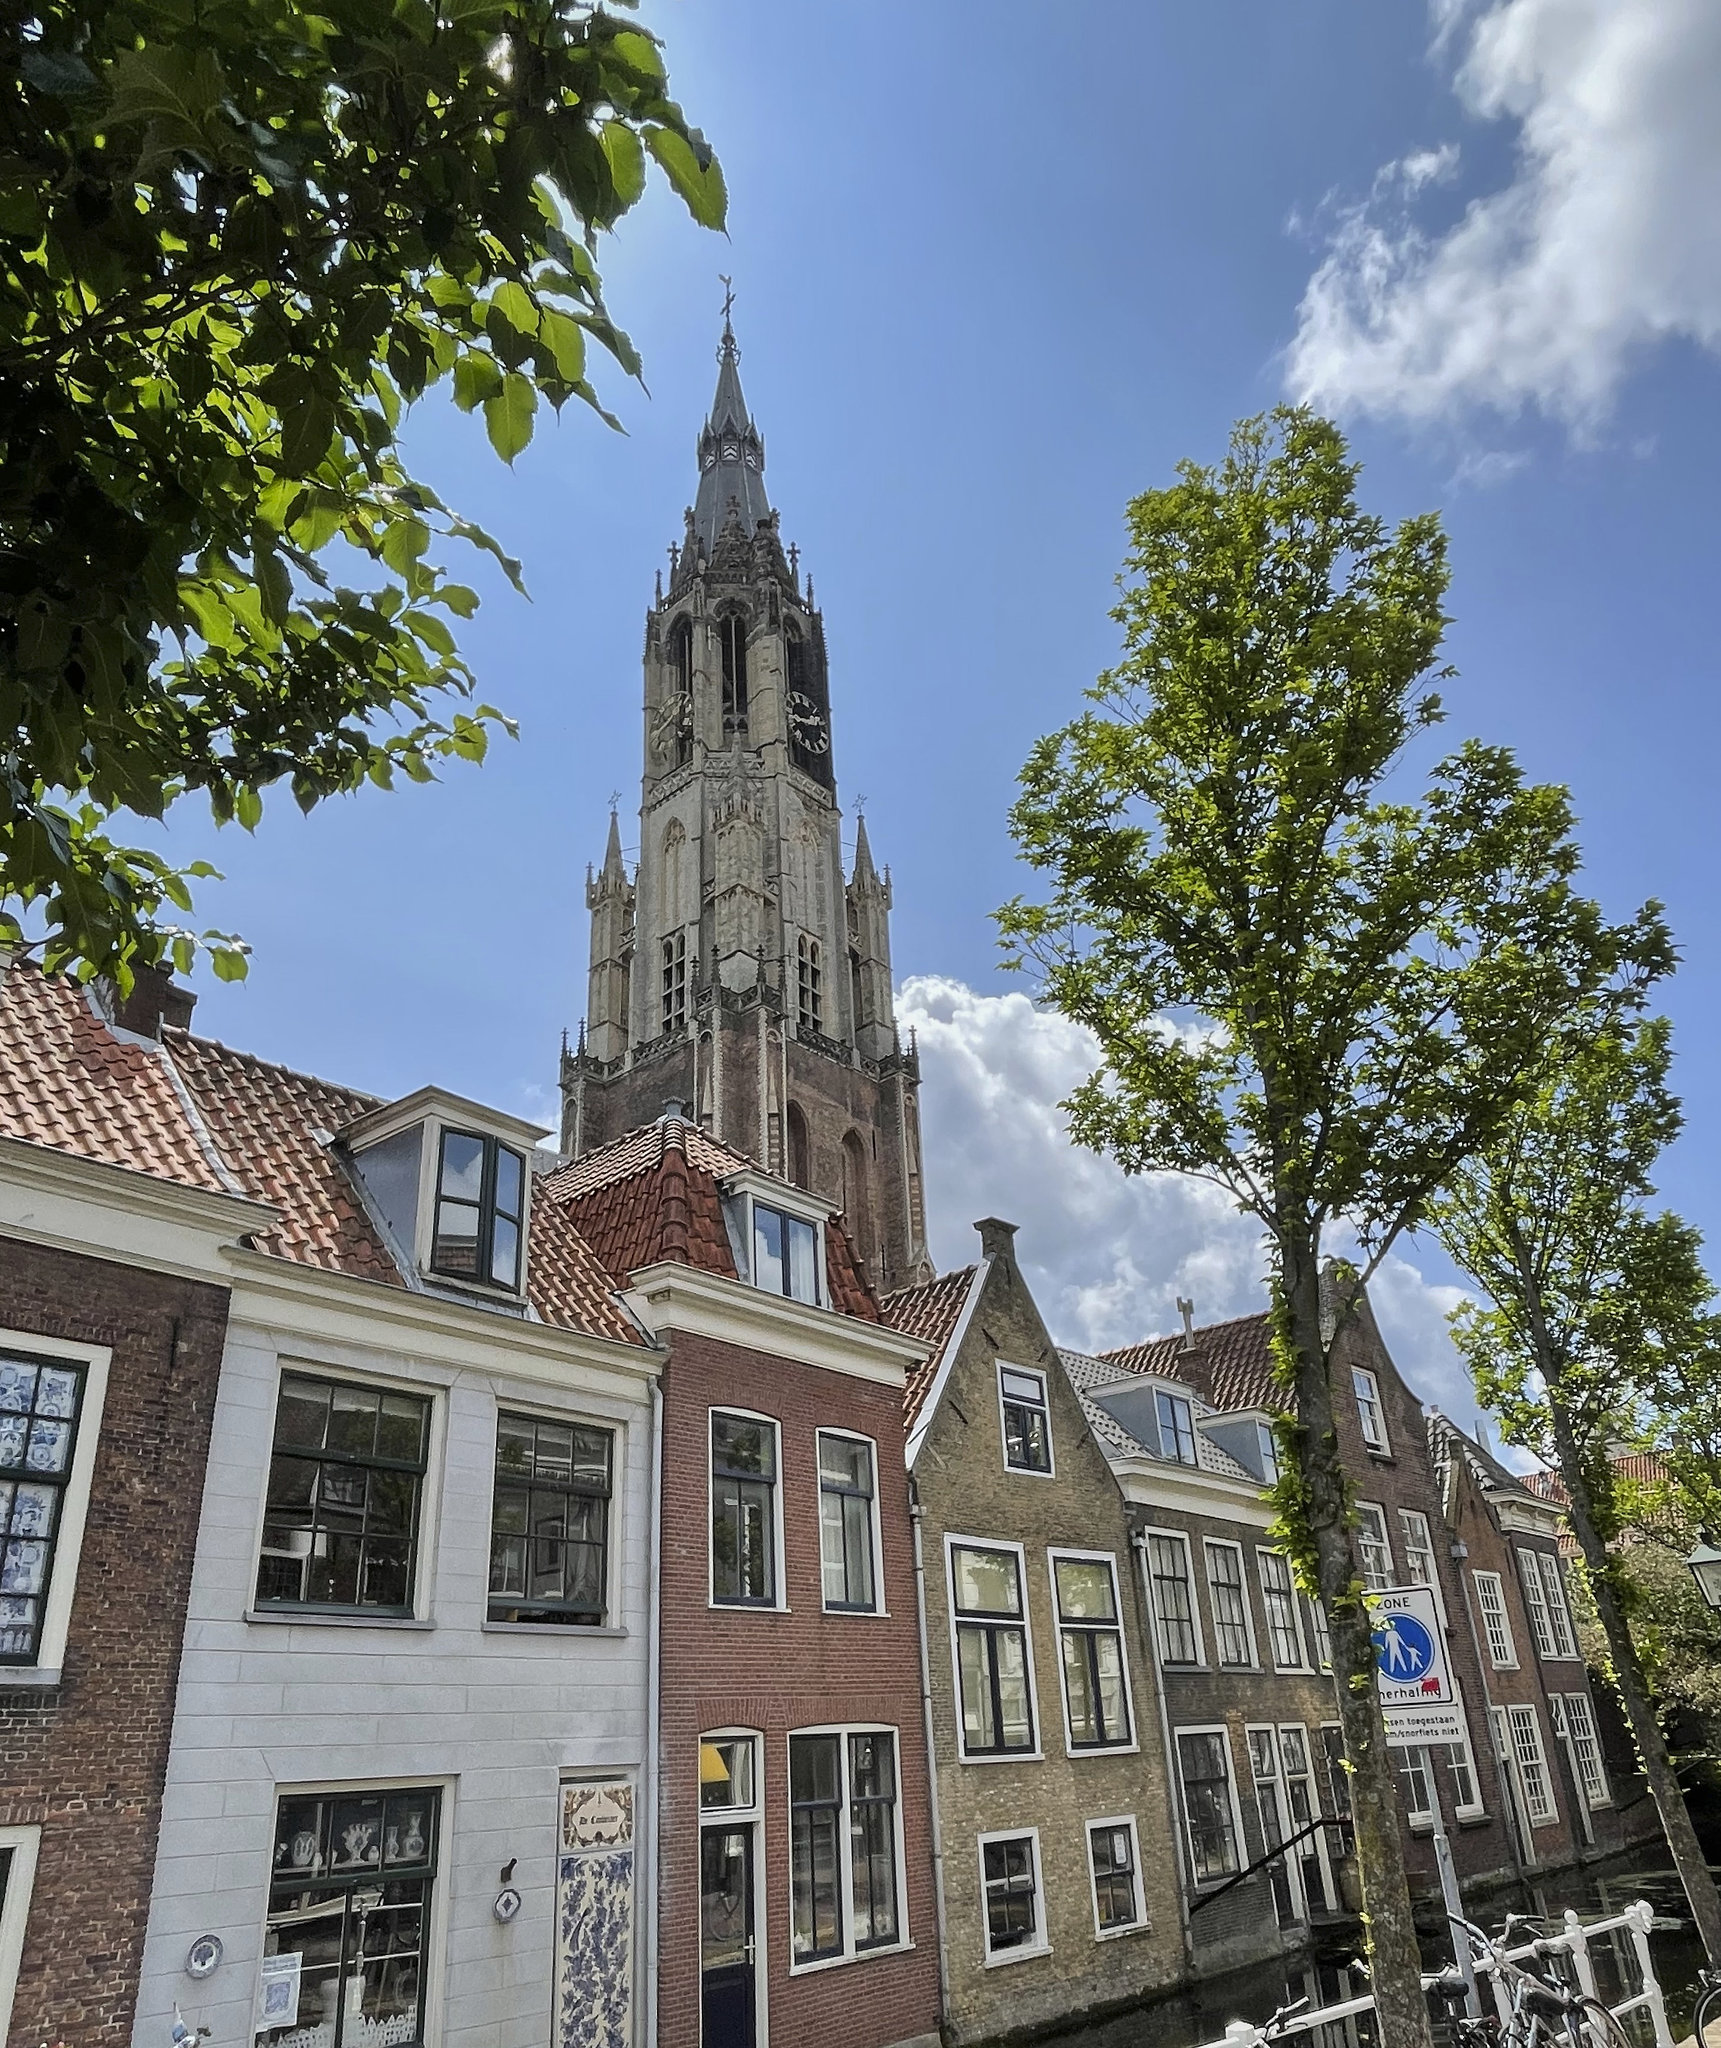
[1287,0,1721,428]
[900,974,1489,1426]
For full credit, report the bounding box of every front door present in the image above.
[701,1824,756,2048]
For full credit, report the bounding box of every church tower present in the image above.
[561,317,933,1293]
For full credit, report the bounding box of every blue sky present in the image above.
[162,1,1721,1419]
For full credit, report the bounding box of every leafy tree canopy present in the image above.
[2,0,725,985]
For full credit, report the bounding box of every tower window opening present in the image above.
[661,930,688,1034]
[798,935,823,1034]
[720,612,749,739]
[668,616,694,766]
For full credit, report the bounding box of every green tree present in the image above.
[3,0,725,985]
[1431,1026,1721,1964]
[999,408,1665,2043]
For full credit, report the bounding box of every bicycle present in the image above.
[1690,1965,1721,2046]
[1444,1915,1639,2048]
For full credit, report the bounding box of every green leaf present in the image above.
[210,944,250,982]
[483,373,536,464]
[611,30,666,80]
[600,122,647,208]
[644,127,728,230]
[489,281,538,338]
[234,786,263,831]
[281,391,337,475]
[539,309,586,385]
[105,45,226,143]
[452,352,501,413]
[380,515,431,574]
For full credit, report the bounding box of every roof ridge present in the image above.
[168,1026,387,1113]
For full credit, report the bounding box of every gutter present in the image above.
[909,1485,951,2022]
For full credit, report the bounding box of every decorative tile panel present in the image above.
[556,1779,636,2048]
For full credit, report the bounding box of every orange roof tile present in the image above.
[880,1266,979,1428]
[1101,1311,1282,1414]
[0,962,226,1193]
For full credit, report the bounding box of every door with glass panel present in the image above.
[700,1736,758,2048]
[1277,1724,1336,1913]
[1247,1726,1299,1926]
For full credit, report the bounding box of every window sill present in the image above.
[821,1607,892,1619]
[482,1621,628,1638]
[707,1600,790,1616]
[1066,1740,1140,1760]
[984,1941,1052,1970]
[1363,1447,1395,1463]
[789,1938,914,1978]
[245,1608,434,1631]
[1095,1919,1152,1942]
[0,1667,61,1688]
[1002,1466,1057,1481]
[959,1749,1045,1767]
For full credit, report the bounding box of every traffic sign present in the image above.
[1369,1585,1451,1707]
[1380,1700,1468,1745]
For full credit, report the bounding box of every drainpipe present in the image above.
[1132,1527,1194,1965]
[645,1376,665,2047]
[909,1484,952,2021]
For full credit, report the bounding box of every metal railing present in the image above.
[1194,1899,1672,2048]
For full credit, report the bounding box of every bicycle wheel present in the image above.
[1694,1979,1721,2048]
[1566,1996,1638,2048]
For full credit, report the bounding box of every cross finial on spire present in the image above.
[608,790,621,812]
[718,274,737,353]
[854,792,866,816]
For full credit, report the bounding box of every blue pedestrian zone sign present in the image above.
[1369,1585,1452,1707]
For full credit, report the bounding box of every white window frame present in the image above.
[1085,1813,1148,1941]
[995,1361,1055,1479]
[1554,1692,1611,1810]
[247,1356,447,1628]
[945,1533,1042,1764]
[1307,1589,1333,1672]
[1393,1735,1484,1827]
[1276,1722,1339,1913]
[1204,1538,1259,1669]
[978,1825,1050,1967]
[1141,1526,1206,1668]
[1352,1366,1390,1452]
[0,1327,112,1680]
[1354,1501,1395,1591]
[815,1428,884,1616]
[1473,1570,1517,1669]
[1256,1547,1309,1672]
[709,1406,788,1613]
[1397,1508,1435,1587]
[0,1822,42,2042]
[1540,1550,1579,1659]
[1517,1546,1578,1661]
[785,1723,911,1974]
[1174,1723,1248,1890]
[722,1171,831,1308]
[1048,1547,1138,1755]
[1507,1703,1559,1826]
[697,1728,768,2036]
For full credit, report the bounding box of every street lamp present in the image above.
[1686,1530,1721,1612]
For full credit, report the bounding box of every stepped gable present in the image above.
[166,1033,642,1345]
[0,959,225,1192]
[879,1265,978,1428]
[1101,1309,1281,1414]
[543,1115,879,1322]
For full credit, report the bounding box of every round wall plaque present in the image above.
[493,1885,522,1924]
[185,1932,223,1978]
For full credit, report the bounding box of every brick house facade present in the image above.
[881,1222,1183,2046]
[0,964,265,2045]
[554,1119,940,2048]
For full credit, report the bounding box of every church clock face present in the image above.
[788,691,829,756]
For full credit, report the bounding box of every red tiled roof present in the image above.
[879,1266,978,1428]
[0,962,225,1193]
[1101,1311,1282,1414]
[1523,1452,1669,1507]
[545,1117,879,1322]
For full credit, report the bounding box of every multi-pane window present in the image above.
[950,1543,1035,1756]
[1256,1422,1281,1483]
[1395,1741,1480,1824]
[431,1128,525,1291]
[1053,1554,1132,1749]
[661,931,688,1034]
[789,1729,901,1965]
[488,1413,611,1625]
[752,1202,821,1305]
[1321,1724,1354,1856]
[1556,1693,1610,1808]
[1354,1502,1395,1590]
[0,1351,85,1664]
[981,1834,1042,1958]
[1507,1704,1558,1824]
[1176,1730,1242,1884]
[818,1432,877,1612]
[257,1373,430,1613]
[1204,1542,1255,1667]
[1352,1367,1389,1451]
[998,1366,1052,1474]
[1517,1547,1578,1659]
[1517,1546,1554,1655]
[797,935,823,1033]
[1399,1509,1437,1588]
[1155,1390,1197,1465]
[1146,1532,1201,1665]
[1258,1550,1306,1670]
[711,1411,778,1606]
[261,1787,438,2045]
[1474,1570,1517,1668]
[1088,1820,1142,1934]
[1308,1590,1333,1671]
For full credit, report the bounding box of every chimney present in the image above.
[107,962,196,1040]
[975,1217,1018,1262]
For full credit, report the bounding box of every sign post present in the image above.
[1371,1586,1479,2017]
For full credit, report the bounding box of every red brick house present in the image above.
[548,1116,940,2048]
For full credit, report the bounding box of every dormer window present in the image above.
[1155,1389,1197,1466]
[753,1201,820,1305]
[431,1130,524,1291]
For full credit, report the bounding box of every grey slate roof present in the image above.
[692,325,773,552]
[1059,1347,1257,1484]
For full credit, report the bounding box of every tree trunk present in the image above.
[1281,1240,1435,2048]
[1544,1392,1721,1966]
